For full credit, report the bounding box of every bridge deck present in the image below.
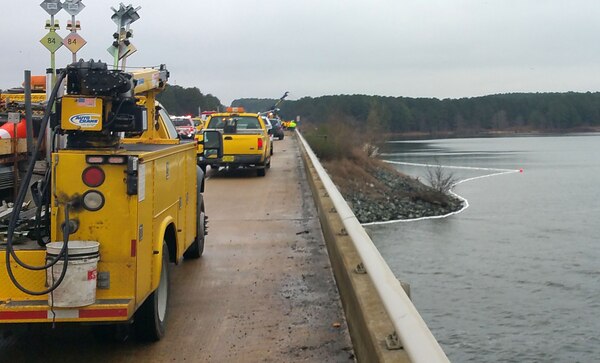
[0,133,354,362]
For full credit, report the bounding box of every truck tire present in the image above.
[257,167,266,177]
[184,195,205,259]
[134,242,170,341]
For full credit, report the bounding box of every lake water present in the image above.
[368,134,600,362]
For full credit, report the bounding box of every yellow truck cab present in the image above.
[192,117,204,133]
[0,60,222,341]
[197,107,271,176]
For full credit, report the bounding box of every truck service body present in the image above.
[0,60,220,341]
[1,142,197,321]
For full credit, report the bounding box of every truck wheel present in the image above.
[279,135,284,140]
[184,195,205,259]
[134,242,170,341]
[257,167,266,177]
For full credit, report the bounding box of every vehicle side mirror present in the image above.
[202,130,223,159]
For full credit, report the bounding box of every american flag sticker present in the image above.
[88,269,97,281]
[77,98,97,107]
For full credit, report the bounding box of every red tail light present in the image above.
[257,137,263,150]
[82,166,105,187]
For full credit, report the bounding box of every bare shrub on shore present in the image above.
[323,147,397,199]
[303,119,360,161]
[425,164,458,193]
[302,109,388,162]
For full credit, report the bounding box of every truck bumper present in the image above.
[0,299,134,324]
[198,154,264,168]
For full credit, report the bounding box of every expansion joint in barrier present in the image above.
[385,331,403,350]
[353,262,367,274]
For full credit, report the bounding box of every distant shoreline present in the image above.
[385,127,600,141]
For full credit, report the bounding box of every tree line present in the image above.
[235,92,600,134]
[156,85,222,117]
[230,98,276,113]
[157,87,600,134]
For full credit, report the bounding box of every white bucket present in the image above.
[46,241,100,308]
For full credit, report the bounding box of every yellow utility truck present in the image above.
[0,60,221,341]
[197,107,271,176]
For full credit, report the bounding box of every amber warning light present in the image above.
[226,107,245,113]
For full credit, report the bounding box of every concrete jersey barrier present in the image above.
[296,130,450,363]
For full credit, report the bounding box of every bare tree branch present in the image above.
[426,164,458,193]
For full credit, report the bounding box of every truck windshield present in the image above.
[207,116,261,131]
[158,109,179,139]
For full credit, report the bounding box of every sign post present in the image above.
[108,3,141,70]
[62,0,86,62]
[40,0,64,84]
[40,0,64,162]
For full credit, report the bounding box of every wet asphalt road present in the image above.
[0,133,354,362]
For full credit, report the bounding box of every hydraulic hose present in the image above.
[6,206,73,296]
[34,128,60,247]
[34,165,52,247]
[4,69,74,295]
[102,98,126,128]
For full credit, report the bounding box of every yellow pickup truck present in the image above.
[197,107,271,176]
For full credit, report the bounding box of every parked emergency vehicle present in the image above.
[172,115,196,139]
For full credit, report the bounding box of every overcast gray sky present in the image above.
[2,1,600,105]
